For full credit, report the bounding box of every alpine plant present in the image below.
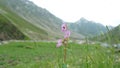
[56,22,71,66]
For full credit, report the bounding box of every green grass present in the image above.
[0,42,120,68]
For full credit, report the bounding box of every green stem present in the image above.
[64,43,67,63]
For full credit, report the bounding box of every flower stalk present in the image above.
[63,38,68,63]
[56,22,70,67]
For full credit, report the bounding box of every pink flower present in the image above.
[56,39,63,47]
[61,23,67,32]
[64,30,70,38]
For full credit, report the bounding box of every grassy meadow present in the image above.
[0,41,120,68]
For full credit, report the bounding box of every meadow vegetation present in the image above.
[0,42,120,68]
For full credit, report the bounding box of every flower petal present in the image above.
[64,30,70,38]
[56,39,63,47]
[61,23,67,32]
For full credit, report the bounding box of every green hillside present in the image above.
[0,0,83,40]
[91,25,120,44]
[105,25,120,44]
[0,0,50,40]
[0,0,108,40]
[0,14,29,40]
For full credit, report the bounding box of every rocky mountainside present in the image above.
[68,18,107,36]
[0,0,83,40]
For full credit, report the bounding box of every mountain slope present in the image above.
[0,14,29,40]
[91,25,120,44]
[68,18,107,36]
[0,0,83,40]
[103,25,120,44]
[109,25,120,43]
